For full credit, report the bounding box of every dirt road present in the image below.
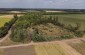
[0,28,85,55]
[0,40,82,55]
[0,29,11,44]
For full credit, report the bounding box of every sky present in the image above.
[0,0,85,9]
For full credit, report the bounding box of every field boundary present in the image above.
[0,37,85,49]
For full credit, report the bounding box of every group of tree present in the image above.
[0,14,18,38]
[10,12,85,42]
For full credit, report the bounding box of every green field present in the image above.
[0,18,12,27]
[45,14,85,31]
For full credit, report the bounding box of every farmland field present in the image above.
[0,15,13,27]
[0,49,4,55]
[0,45,36,55]
[69,40,85,55]
[34,43,69,55]
[45,14,85,31]
[34,42,82,55]
[0,12,85,55]
[0,42,82,55]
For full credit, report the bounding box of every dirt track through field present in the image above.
[0,29,85,55]
[0,29,11,44]
[0,31,85,55]
[0,27,85,55]
[0,40,83,55]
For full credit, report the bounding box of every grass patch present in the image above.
[0,17,12,27]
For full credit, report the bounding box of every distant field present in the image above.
[0,15,13,27]
[45,14,85,31]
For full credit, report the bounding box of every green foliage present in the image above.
[32,34,46,42]
[45,36,56,41]
[0,14,18,38]
[75,31,85,37]
[10,29,28,42]
[56,35,74,40]
[10,12,85,42]
[31,28,55,42]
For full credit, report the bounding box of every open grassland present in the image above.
[68,39,85,55]
[0,15,13,27]
[45,14,85,31]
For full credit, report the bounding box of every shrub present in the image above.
[45,36,56,41]
[10,29,28,42]
[75,31,84,37]
[32,34,46,42]
[56,35,73,40]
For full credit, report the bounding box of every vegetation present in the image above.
[45,14,85,30]
[43,12,85,15]
[10,12,85,42]
[10,29,28,42]
[0,14,18,38]
[0,18,12,27]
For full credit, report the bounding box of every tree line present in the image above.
[0,14,18,38]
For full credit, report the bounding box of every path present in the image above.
[0,40,82,55]
[0,29,11,43]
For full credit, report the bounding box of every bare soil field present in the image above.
[34,41,81,55]
[34,43,69,55]
[0,49,4,55]
[3,45,36,55]
[67,39,85,55]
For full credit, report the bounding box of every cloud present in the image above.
[0,0,16,3]
[0,0,85,9]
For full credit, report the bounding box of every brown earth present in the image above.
[4,45,36,55]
